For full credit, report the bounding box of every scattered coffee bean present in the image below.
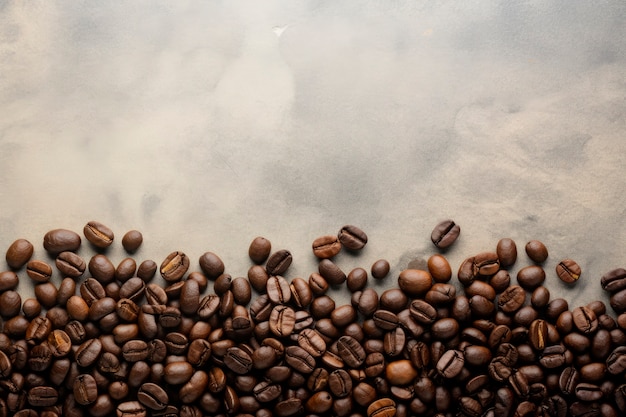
[556,259,581,284]
[122,230,143,253]
[5,238,34,270]
[312,235,342,259]
[83,221,114,249]
[525,240,549,263]
[338,225,368,251]
[43,228,81,254]
[431,219,460,249]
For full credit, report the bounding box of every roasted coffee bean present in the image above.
[346,267,368,292]
[0,270,19,291]
[285,346,316,374]
[525,240,548,263]
[136,260,157,281]
[436,349,464,378]
[74,374,98,405]
[160,251,189,283]
[25,260,53,283]
[398,269,432,297]
[572,306,598,334]
[496,238,517,268]
[517,265,546,290]
[163,361,193,385]
[266,275,292,304]
[319,259,346,285]
[248,236,272,264]
[298,328,327,357]
[269,305,295,337]
[431,219,460,249]
[0,291,21,318]
[138,383,168,410]
[498,285,526,313]
[56,251,86,278]
[337,336,366,368]
[338,225,368,251]
[427,254,452,283]
[601,268,626,293]
[556,259,582,284]
[5,238,34,269]
[121,230,143,253]
[266,249,292,276]
[306,390,333,413]
[371,259,390,280]
[312,235,341,259]
[27,386,58,407]
[473,252,500,277]
[83,221,114,249]
[43,229,81,255]
[409,300,437,324]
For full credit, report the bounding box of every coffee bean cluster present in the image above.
[0,220,626,417]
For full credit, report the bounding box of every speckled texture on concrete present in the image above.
[1,1,625,308]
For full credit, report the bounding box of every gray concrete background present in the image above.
[0,1,625,309]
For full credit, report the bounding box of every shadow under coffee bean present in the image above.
[1,222,625,417]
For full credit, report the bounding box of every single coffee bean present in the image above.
[116,401,146,417]
[337,336,366,368]
[285,346,316,374]
[398,269,432,297]
[572,306,598,334]
[517,265,546,290]
[121,230,143,253]
[138,383,168,410]
[427,254,452,283]
[431,219,460,249]
[198,251,225,279]
[473,252,500,277]
[298,328,327,358]
[266,249,292,276]
[83,221,114,249]
[409,300,437,325]
[48,329,72,357]
[319,259,346,285]
[498,285,526,313]
[136,260,157,281]
[116,257,137,282]
[248,265,269,293]
[0,291,21,318]
[266,275,292,304]
[373,309,399,330]
[308,273,329,296]
[490,270,511,293]
[249,237,272,264]
[163,361,194,385]
[290,277,313,308]
[436,349,464,378]
[35,282,58,309]
[26,260,53,283]
[27,386,58,407]
[525,240,548,263]
[367,398,396,417]
[371,259,390,280]
[531,286,551,309]
[269,305,296,338]
[386,359,417,385]
[180,279,200,316]
[556,259,581,284]
[312,235,341,259]
[56,251,86,278]
[496,238,517,268]
[5,238,33,269]
[160,251,189,283]
[0,270,19,291]
[337,225,368,251]
[74,374,98,405]
[43,228,81,255]
[601,268,626,293]
[231,277,252,305]
[425,283,456,306]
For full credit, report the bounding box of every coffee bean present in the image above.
[25,260,53,283]
[371,259,390,280]
[231,277,252,305]
[74,374,98,405]
[269,305,295,338]
[55,251,86,278]
[43,228,81,255]
[82,221,114,249]
[5,238,33,270]
[0,270,19,291]
[248,236,272,264]
[121,230,143,253]
[136,260,157,282]
[498,285,526,313]
[431,219,460,249]
[160,251,189,283]
[556,259,581,284]
[180,279,200,316]
[525,240,548,263]
[337,336,366,368]
[266,275,292,304]
[290,277,313,308]
[27,386,58,407]
[572,306,598,334]
[496,238,517,268]
[436,349,464,378]
[116,257,137,282]
[338,225,368,251]
[138,383,168,410]
[398,269,432,297]
[517,265,546,290]
[312,235,341,259]
[319,259,346,285]
[427,254,452,283]
[198,252,225,279]
[285,346,316,374]
[266,249,292,276]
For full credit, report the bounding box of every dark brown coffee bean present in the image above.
[179,279,200,316]
[371,259,390,280]
[249,237,272,264]
[298,328,327,357]
[466,280,496,301]
[138,383,168,410]
[43,229,81,255]
[27,386,58,407]
[224,347,253,374]
[163,361,193,385]
[266,249,292,276]
[498,285,526,313]
[82,221,114,249]
[556,259,581,284]
[373,309,399,330]
[409,300,437,324]
[312,235,341,259]
[517,265,546,290]
[601,268,626,293]
[56,251,86,278]
[246,265,268,294]
[0,290,20,318]
[231,277,252,305]
[116,401,146,417]
[436,349,464,378]
[431,219,460,249]
[319,259,346,285]
[525,240,548,263]
[367,398,396,417]
[572,306,598,334]
[274,398,303,417]
[337,336,366,368]
[353,382,377,407]
[116,257,137,282]
[285,346,316,374]
[6,238,33,270]
[337,225,368,251]
[266,275,292,304]
[26,260,53,283]
[495,238,517,269]
[137,260,157,281]
[0,270,19,291]
[160,251,189,283]
[119,277,145,302]
[121,230,143,253]
[74,374,98,405]
[35,282,58,309]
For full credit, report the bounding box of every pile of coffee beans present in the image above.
[0,220,626,417]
